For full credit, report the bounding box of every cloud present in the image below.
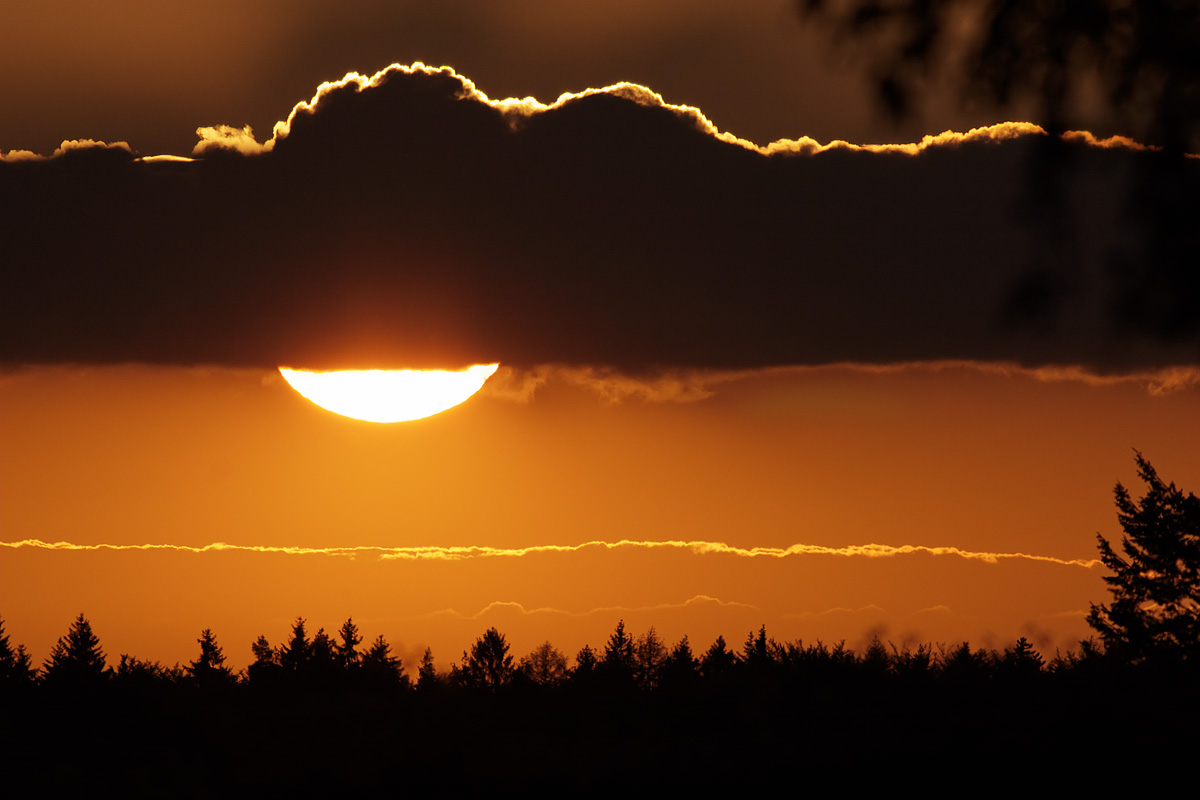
[422,594,757,623]
[1,536,1100,568]
[2,64,1196,372]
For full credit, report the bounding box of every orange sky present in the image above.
[4,362,1197,671]
[1,2,1197,674]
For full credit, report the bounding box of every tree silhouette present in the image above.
[601,620,637,674]
[417,647,441,692]
[700,635,737,679]
[659,636,700,689]
[1087,453,1200,663]
[634,627,668,690]
[0,616,35,685]
[337,618,363,670]
[187,628,234,686]
[459,628,515,691]
[248,634,279,683]
[42,613,107,685]
[277,618,311,672]
[520,641,569,687]
[361,634,408,688]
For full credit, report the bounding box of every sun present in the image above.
[279,364,499,422]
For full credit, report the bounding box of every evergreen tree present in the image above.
[416,647,440,691]
[187,628,234,686]
[1000,637,1045,676]
[700,635,737,679]
[0,617,36,685]
[308,627,338,679]
[42,613,107,685]
[1088,453,1200,663]
[460,628,514,691]
[602,620,636,673]
[248,634,279,683]
[362,635,408,688]
[278,618,311,672]
[573,645,598,679]
[860,635,892,675]
[337,618,363,670]
[660,636,700,688]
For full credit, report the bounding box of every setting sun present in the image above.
[278,364,499,422]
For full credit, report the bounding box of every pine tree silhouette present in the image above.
[42,613,107,685]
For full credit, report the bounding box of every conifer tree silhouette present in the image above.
[187,628,234,686]
[362,634,408,688]
[278,618,311,672]
[0,616,35,685]
[1088,453,1200,663]
[700,635,736,679]
[42,613,107,685]
[337,618,363,669]
[459,628,514,691]
[417,647,440,691]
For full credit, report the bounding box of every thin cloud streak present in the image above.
[2,537,1100,568]
[423,594,757,622]
[486,361,1200,404]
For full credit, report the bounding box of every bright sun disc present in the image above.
[279,364,499,423]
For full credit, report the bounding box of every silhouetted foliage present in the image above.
[187,628,234,687]
[337,618,363,669]
[1088,452,1200,663]
[0,617,36,686]
[860,635,892,676]
[602,620,636,673]
[458,627,515,691]
[700,635,737,679]
[798,0,1200,151]
[9,610,1200,792]
[634,627,668,690]
[416,647,441,692]
[659,636,700,690]
[42,613,107,686]
[520,641,569,687]
[116,654,183,689]
[573,644,598,678]
[1000,636,1045,677]
[277,617,311,673]
[799,1,1200,342]
[248,634,279,683]
[361,634,409,689]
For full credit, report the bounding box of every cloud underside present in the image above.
[1,537,1098,568]
[2,64,1196,373]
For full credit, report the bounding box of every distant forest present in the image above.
[1,612,1197,792]
[3,454,1196,791]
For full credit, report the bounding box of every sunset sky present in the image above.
[2,0,1198,672]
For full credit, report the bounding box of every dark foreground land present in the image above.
[3,648,1197,795]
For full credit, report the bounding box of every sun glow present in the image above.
[279,364,499,422]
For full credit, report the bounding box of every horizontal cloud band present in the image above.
[1,537,1099,568]
[3,63,1196,372]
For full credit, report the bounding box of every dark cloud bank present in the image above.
[2,65,1196,373]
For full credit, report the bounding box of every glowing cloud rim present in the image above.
[279,364,499,422]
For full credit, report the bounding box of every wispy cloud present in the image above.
[422,594,758,622]
[1,537,1099,567]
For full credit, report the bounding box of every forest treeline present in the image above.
[2,455,1195,790]
[2,612,1197,792]
[0,612,1133,694]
